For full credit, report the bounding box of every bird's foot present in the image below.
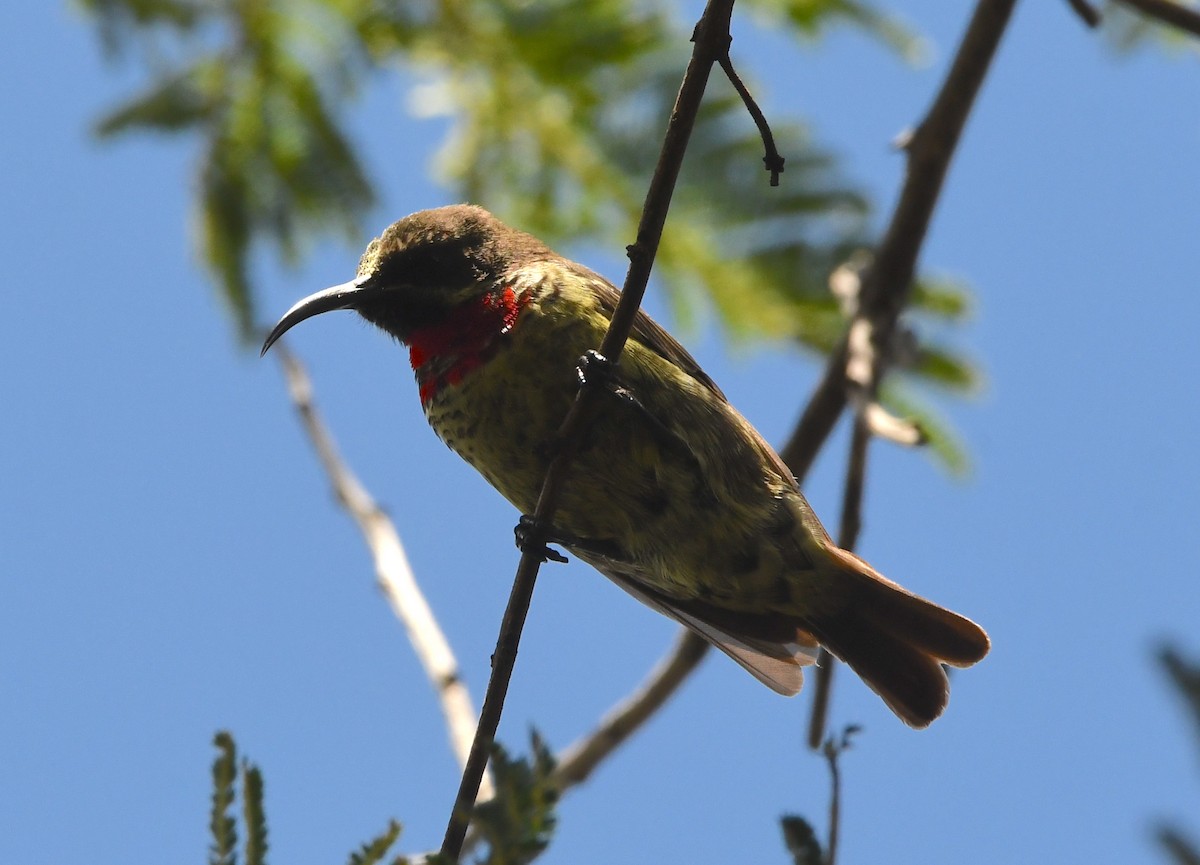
[577,349,690,458]
[514,515,569,564]
[576,348,616,390]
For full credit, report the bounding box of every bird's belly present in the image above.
[421,340,812,607]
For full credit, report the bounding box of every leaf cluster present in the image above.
[209,731,412,865]
[204,730,561,865]
[209,731,270,865]
[468,733,560,865]
[81,0,979,467]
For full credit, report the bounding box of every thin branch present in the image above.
[778,0,1019,479]
[274,344,492,801]
[1115,0,1200,37]
[551,630,709,791]
[524,12,800,804]
[1065,0,1103,27]
[806,418,871,749]
[787,0,1017,746]
[439,2,737,858]
[1157,825,1200,865]
[821,727,857,865]
[446,631,709,862]
[718,54,785,185]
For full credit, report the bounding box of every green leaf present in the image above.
[94,62,218,135]
[910,276,973,321]
[880,384,971,477]
[348,819,406,865]
[910,345,981,394]
[472,732,559,865]
[1099,1,1200,56]
[741,0,922,61]
[241,763,268,865]
[780,815,823,865]
[210,732,238,865]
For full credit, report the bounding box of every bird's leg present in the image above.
[515,515,629,563]
[575,350,691,458]
[514,515,570,564]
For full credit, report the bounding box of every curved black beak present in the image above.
[260,276,377,356]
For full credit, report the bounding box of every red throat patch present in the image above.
[407,286,529,405]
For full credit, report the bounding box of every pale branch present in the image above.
[1065,0,1103,27]
[274,343,493,801]
[778,0,1018,481]
[439,1,738,858]
[1116,0,1200,37]
[551,630,710,791]
[718,54,785,185]
[844,317,925,446]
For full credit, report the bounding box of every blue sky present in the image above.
[3,2,1199,864]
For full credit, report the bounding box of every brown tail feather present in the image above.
[805,548,990,728]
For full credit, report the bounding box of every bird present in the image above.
[262,204,989,728]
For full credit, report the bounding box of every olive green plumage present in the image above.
[263,205,990,728]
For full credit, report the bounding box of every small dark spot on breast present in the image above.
[731,548,760,576]
[641,484,670,517]
[769,575,793,604]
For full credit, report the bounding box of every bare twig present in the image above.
[718,55,786,185]
[821,726,858,865]
[439,2,738,858]
[778,0,1018,481]
[551,630,709,791]
[1065,0,1103,27]
[274,344,493,800]
[1115,0,1200,38]
[806,419,871,749]
[1156,825,1200,865]
[790,0,1018,746]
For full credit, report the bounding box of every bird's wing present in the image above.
[588,561,819,696]
[581,265,832,544]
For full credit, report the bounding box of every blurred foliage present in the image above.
[78,0,981,469]
[349,820,409,865]
[210,731,239,865]
[470,733,560,865]
[207,731,411,865]
[209,731,269,865]
[1156,645,1200,865]
[780,815,824,865]
[1101,1,1200,54]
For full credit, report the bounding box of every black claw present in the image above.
[576,348,614,388]
[515,515,569,564]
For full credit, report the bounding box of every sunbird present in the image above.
[263,205,989,728]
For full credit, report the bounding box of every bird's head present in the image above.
[261,205,550,353]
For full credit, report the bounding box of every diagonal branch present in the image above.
[1065,0,1103,27]
[778,0,1020,744]
[550,629,709,792]
[778,0,1019,482]
[439,1,738,859]
[273,343,492,801]
[806,417,872,749]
